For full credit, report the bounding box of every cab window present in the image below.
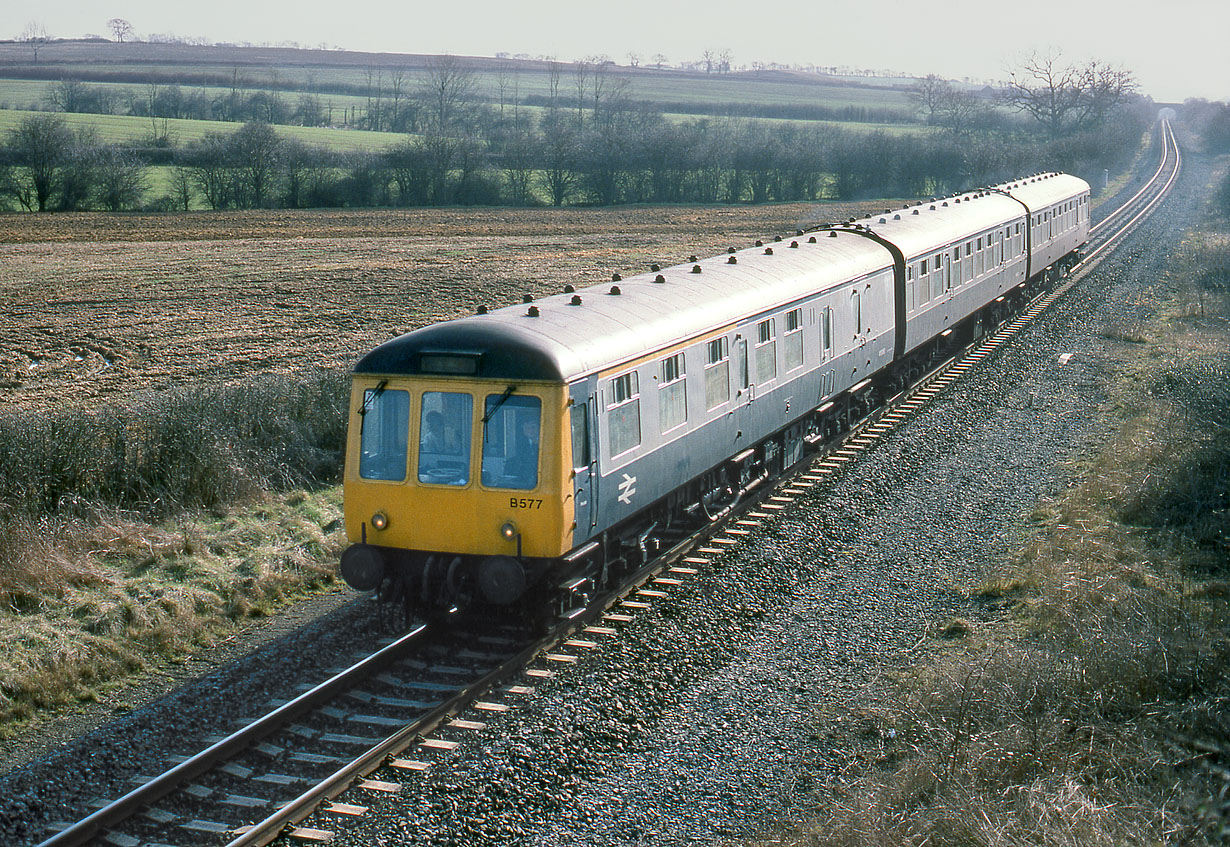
[481,394,541,490]
[359,387,409,481]
[417,391,473,486]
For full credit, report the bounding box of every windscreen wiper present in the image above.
[358,379,388,417]
[482,384,517,424]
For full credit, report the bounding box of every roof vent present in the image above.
[727,256,737,264]
[688,255,698,262]
[612,272,622,281]
[942,202,949,207]
[796,229,804,236]
[930,205,936,210]
[727,246,736,253]
[893,214,901,220]
[764,247,774,255]
[609,285,621,295]
[912,210,919,215]
[570,295,582,305]
[564,284,575,293]
[808,236,817,243]
[650,263,660,272]
[477,305,488,314]
[828,231,837,238]
[789,241,799,248]
[774,235,782,242]
[691,265,702,274]
[755,240,763,247]
[878,217,887,223]
[527,305,540,317]
[654,274,666,283]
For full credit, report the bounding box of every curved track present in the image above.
[38,120,1181,847]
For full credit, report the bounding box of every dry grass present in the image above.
[0,488,344,732]
[785,218,1230,844]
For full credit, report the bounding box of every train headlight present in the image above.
[500,521,517,540]
[371,511,389,531]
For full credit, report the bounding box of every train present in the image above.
[339,172,1091,625]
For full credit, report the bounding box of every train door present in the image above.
[732,333,752,440]
[570,395,597,532]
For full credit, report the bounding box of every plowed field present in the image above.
[1,204,870,411]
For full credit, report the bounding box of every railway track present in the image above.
[38,121,1181,847]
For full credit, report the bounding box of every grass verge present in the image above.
[0,370,351,734]
[785,192,1230,845]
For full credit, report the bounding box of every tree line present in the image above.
[0,54,1155,213]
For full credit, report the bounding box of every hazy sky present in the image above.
[14,0,1229,103]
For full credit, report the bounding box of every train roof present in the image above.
[997,172,1091,210]
[848,172,1091,259]
[355,171,1092,384]
[355,231,891,383]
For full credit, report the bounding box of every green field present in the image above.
[0,109,402,152]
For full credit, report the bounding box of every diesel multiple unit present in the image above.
[340,172,1091,622]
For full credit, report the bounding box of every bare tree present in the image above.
[572,59,589,130]
[702,49,715,74]
[495,61,513,117]
[92,146,147,210]
[107,18,134,42]
[626,52,640,68]
[20,21,49,63]
[546,58,563,110]
[908,74,950,123]
[419,54,476,134]
[4,114,74,211]
[652,53,667,70]
[1076,60,1138,128]
[169,166,195,210]
[1003,51,1137,138]
[229,121,282,207]
[934,87,987,138]
[47,79,88,112]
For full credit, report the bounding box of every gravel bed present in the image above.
[301,155,1209,846]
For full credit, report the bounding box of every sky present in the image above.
[11,0,1229,103]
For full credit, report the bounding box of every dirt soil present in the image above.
[0,203,871,412]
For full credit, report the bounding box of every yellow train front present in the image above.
[340,320,576,620]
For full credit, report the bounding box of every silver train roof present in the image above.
[355,172,1090,383]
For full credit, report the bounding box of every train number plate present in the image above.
[510,498,543,510]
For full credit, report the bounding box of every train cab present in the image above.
[340,325,576,611]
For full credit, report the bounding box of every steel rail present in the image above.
[1091,120,1175,236]
[37,624,431,847]
[1079,121,1180,268]
[224,534,701,847]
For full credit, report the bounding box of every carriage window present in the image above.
[418,391,473,486]
[851,290,862,336]
[755,318,777,383]
[481,394,541,490]
[607,371,640,457]
[359,387,410,481]
[659,352,687,433]
[784,308,804,372]
[822,307,833,357]
[705,336,730,409]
